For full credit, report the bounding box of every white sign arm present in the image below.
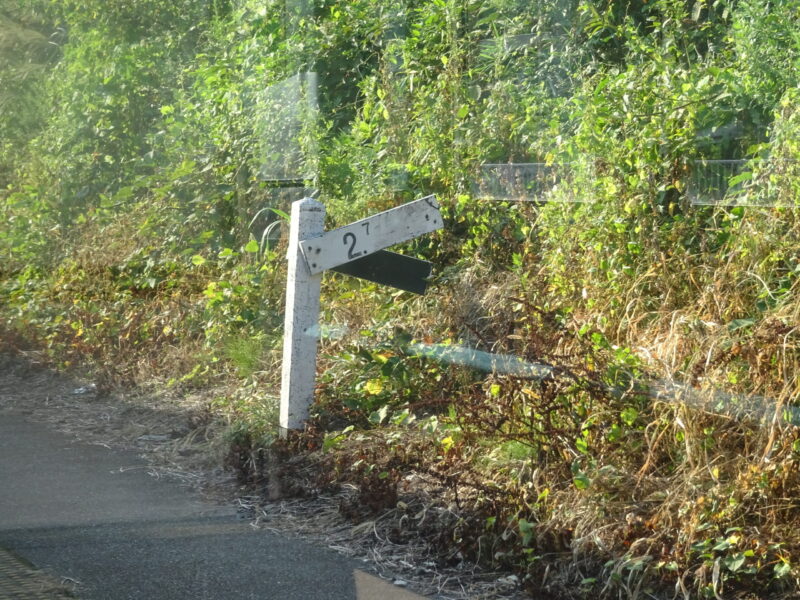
[299,195,442,275]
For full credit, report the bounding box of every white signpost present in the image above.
[279,195,443,433]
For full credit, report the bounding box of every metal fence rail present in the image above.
[475,160,799,206]
[474,163,588,202]
[688,159,799,207]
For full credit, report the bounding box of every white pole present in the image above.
[280,197,325,433]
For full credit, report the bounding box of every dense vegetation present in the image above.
[3,0,800,597]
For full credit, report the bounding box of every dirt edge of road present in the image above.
[0,349,530,600]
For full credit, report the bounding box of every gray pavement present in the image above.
[0,411,424,599]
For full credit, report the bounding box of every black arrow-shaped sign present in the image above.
[331,250,432,295]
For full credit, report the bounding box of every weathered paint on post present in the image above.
[280,197,326,433]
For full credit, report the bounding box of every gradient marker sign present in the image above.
[280,196,443,432]
[299,195,442,274]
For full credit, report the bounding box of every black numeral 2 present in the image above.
[343,232,360,259]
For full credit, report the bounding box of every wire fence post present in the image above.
[280,197,325,434]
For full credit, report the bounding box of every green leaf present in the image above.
[391,409,414,426]
[724,554,746,573]
[607,423,623,442]
[621,407,638,427]
[322,426,353,452]
[573,472,590,490]
[712,539,732,552]
[774,561,792,579]
[593,76,609,98]
[440,435,455,453]
[244,239,259,253]
[368,404,390,425]
[518,518,534,546]
[364,378,384,395]
[373,352,390,365]
[728,171,753,187]
[191,255,206,266]
[727,318,756,333]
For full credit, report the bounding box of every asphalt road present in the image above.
[0,410,424,599]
